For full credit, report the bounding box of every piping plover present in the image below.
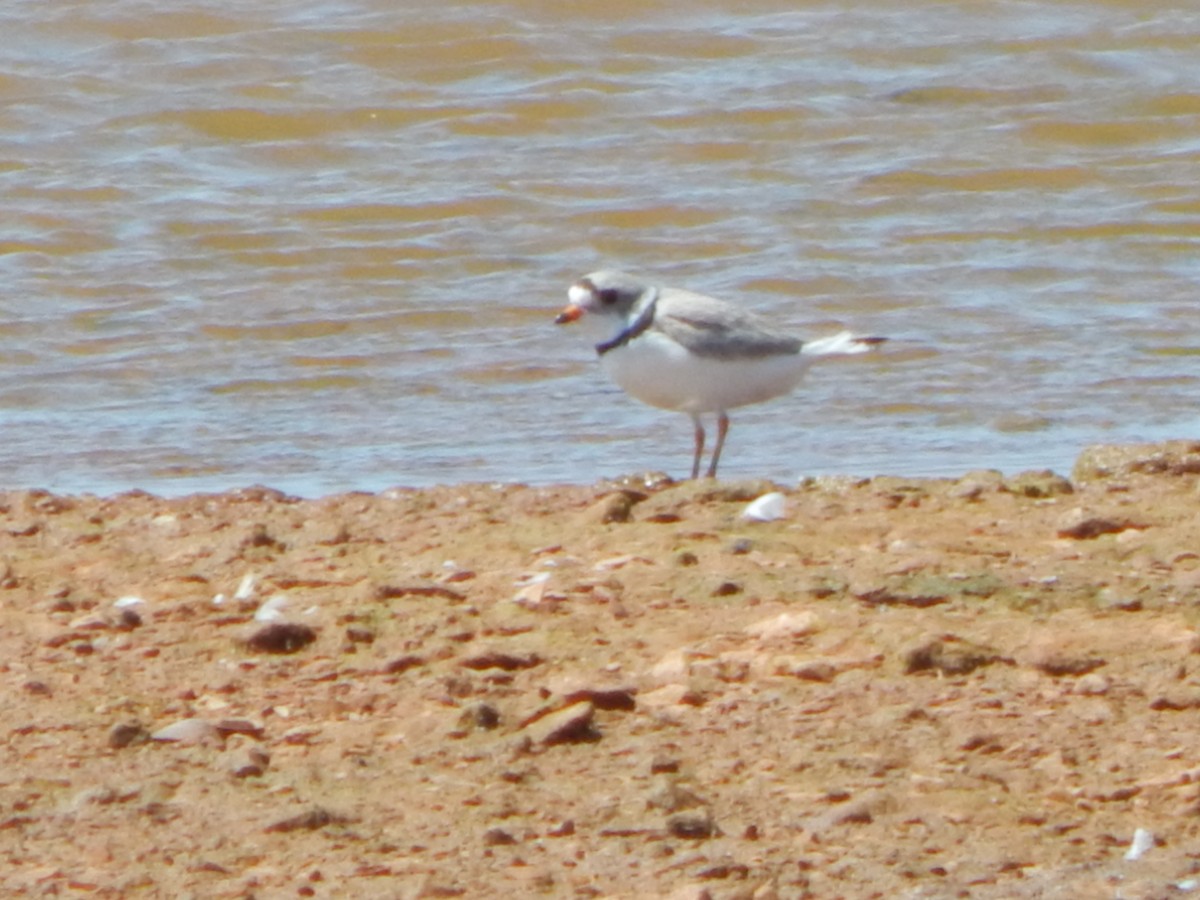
[556,270,884,479]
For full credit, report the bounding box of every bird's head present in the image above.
[555,270,650,325]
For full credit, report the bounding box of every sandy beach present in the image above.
[5,440,1200,898]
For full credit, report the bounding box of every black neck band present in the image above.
[596,295,657,357]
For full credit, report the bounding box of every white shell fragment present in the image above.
[741,492,787,522]
[513,572,553,608]
[234,573,257,601]
[151,718,220,745]
[1124,827,1154,861]
[254,595,289,623]
[114,596,145,609]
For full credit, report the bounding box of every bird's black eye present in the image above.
[598,289,619,305]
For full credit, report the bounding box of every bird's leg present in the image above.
[690,414,705,480]
[705,412,730,479]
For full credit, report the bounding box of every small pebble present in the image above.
[666,811,717,840]
[226,746,270,778]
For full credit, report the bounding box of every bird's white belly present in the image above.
[600,331,812,413]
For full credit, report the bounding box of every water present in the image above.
[2,0,1199,497]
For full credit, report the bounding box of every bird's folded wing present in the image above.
[653,291,803,360]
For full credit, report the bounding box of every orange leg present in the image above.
[705,412,729,479]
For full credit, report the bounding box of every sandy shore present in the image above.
[5,440,1200,899]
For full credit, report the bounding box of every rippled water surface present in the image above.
[3,0,1199,496]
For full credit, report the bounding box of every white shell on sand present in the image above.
[1125,827,1154,861]
[151,718,219,745]
[234,573,257,601]
[254,595,289,622]
[741,492,786,522]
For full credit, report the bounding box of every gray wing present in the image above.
[652,289,802,360]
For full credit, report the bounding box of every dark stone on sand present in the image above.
[459,701,501,731]
[589,491,637,524]
[904,636,1010,676]
[374,584,465,602]
[1032,653,1106,678]
[264,806,350,833]
[382,654,425,674]
[109,720,150,749]
[524,701,599,746]
[666,811,718,840]
[562,686,636,711]
[244,622,317,654]
[459,650,541,671]
[1056,516,1142,540]
[482,827,517,846]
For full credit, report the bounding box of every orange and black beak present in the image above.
[554,304,583,325]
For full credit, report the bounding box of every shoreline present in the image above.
[8,437,1198,504]
[4,439,1200,897]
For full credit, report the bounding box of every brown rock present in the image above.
[1003,470,1074,498]
[482,827,517,846]
[459,649,541,671]
[243,622,317,654]
[666,811,718,840]
[108,721,149,749]
[523,701,598,746]
[904,636,1009,676]
[457,701,501,732]
[858,581,947,608]
[559,684,637,711]
[1029,650,1106,678]
[214,719,265,740]
[264,807,350,833]
[949,470,1005,500]
[374,583,466,602]
[226,746,270,778]
[382,654,425,674]
[1056,509,1143,540]
[587,491,637,524]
